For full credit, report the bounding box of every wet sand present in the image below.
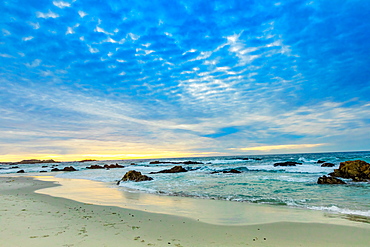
[1,175,369,246]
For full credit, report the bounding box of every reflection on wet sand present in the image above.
[35,176,369,227]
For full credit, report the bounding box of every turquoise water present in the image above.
[2,151,370,220]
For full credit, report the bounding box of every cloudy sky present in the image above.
[1,0,369,161]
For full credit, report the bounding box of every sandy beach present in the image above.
[1,175,369,247]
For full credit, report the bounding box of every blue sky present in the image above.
[1,0,370,161]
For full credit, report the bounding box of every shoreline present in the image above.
[1,175,370,246]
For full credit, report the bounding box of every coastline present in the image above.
[1,175,370,246]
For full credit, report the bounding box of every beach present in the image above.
[1,175,369,247]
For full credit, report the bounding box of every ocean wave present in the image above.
[308,205,370,217]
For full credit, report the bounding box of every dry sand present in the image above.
[1,175,369,247]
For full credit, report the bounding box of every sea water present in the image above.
[1,151,370,220]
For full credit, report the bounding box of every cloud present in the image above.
[36,10,59,19]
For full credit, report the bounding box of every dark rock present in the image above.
[223,169,241,173]
[39,170,47,173]
[321,163,335,167]
[331,160,370,181]
[11,166,19,169]
[104,164,125,169]
[130,163,138,166]
[317,175,346,184]
[86,165,105,169]
[16,159,59,164]
[16,169,25,173]
[51,168,60,172]
[79,159,97,162]
[273,161,302,167]
[118,170,153,184]
[42,165,48,168]
[150,166,187,174]
[317,160,326,164]
[253,158,262,160]
[62,166,77,171]
[149,161,203,165]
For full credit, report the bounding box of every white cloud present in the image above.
[78,11,87,18]
[36,10,59,19]
[22,36,34,41]
[53,1,71,8]
[25,59,41,68]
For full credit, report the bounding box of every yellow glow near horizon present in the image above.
[0,151,220,163]
[237,143,325,152]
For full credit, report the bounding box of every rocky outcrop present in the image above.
[51,166,77,172]
[317,175,346,184]
[317,160,326,164]
[16,159,59,164]
[149,161,203,165]
[211,169,242,174]
[104,164,125,169]
[150,166,187,174]
[321,163,335,167]
[79,159,97,162]
[330,160,370,181]
[17,169,25,173]
[273,161,302,167]
[117,170,153,184]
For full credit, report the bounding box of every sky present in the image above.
[1,0,370,162]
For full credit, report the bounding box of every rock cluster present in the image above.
[51,166,77,172]
[150,166,187,174]
[149,161,203,165]
[117,170,153,184]
[273,161,302,167]
[317,175,346,184]
[86,164,124,169]
[321,163,335,167]
[317,160,370,184]
[211,169,242,174]
[330,160,370,182]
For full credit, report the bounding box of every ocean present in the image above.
[1,151,370,221]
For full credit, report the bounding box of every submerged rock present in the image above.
[149,161,203,165]
[317,160,326,164]
[321,163,335,167]
[118,170,153,184]
[16,169,25,173]
[104,164,124,169]
[273,161,302,167]
[51,166,77,172]
[317,175,346,184]
[331,160,370,181]
[150,166,187,174]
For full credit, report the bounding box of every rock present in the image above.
[223,169,241,173]
[86,165,105,169]
[130,163,138,165]
[317,160,326,164]
[317,175,346,184]
[42,165,48,168]
[321,163,335,167]
[104,164,125,169]
[62,166,77,171]
[16,159,59,164]
[11,166,19,169]
[150,166,187,174]
[39,170,47,173]
[16,169,25,173]
[331,160,370,181]
[79,159,97,162]
[52,166,77,172]
[118,170,153,184]
[273,161,302,167]
[149,161,203,165]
